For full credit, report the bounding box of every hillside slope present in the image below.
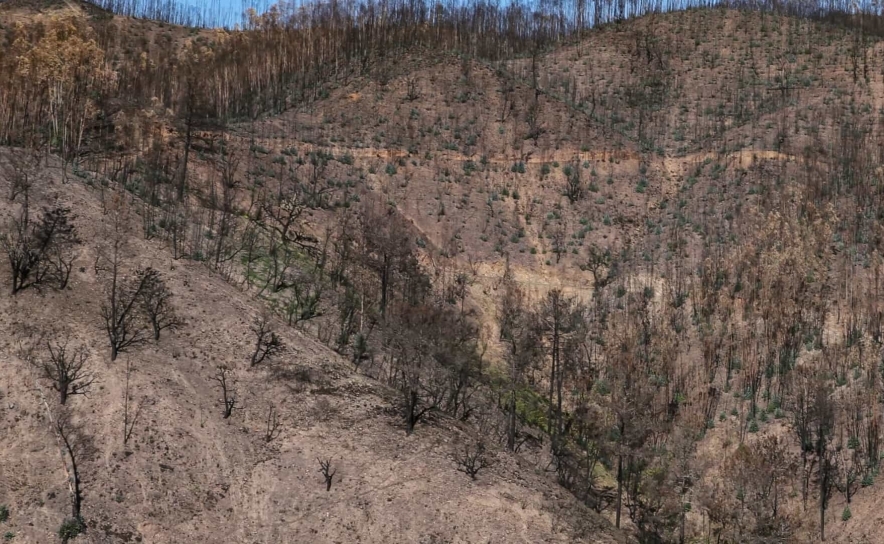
[7,2,884,542]
[0,146,623,543]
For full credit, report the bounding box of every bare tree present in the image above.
[1,204,78,294]
[4,150,39,202]
[455,440,494,480]
[250,312,284,366]
[584,244,615,292]
[405,76,420,101]
[564,160,583,204]
[390,304,444,435]
[550,222,568,264]
[213,365,237,419]
[283,270,324,326]
[318,458,336,491]
[41,340,94,405]
[99,242,152,361]
[139,268,181,341]
[42,207,80,290]
[262,183,307,247]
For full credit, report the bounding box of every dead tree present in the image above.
[2,204,78,294]
[4,150,38,202]
[564,161,584,204]
[264,404,282,442]
[42,341,94,405]
[139,268,181,341]
[250,312,284,366]
[43,208,80,290]
[99,243,152,361]
[213,365,237,419]
[405,77,420,101]
[318,458,336,491]
[455,440,494,480]
[584,244,614,293]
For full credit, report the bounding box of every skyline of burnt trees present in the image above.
[4,0,884,165]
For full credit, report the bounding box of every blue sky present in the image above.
[171,0,277,27]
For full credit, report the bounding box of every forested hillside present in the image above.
[3,0,884,542]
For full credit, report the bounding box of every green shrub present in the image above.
[862,473,875,487]
[0,506,7,523]
[594,379,610,396]
[841,506,852,522]
[58,518,83,540]
[250,144,270,155]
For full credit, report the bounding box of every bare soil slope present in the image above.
[0,147,623,543]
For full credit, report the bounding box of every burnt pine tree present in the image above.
[42,207,80,289]
[139,268,181,341]
[1,204,78,294]
[455,440,495,480]
[42,340,94,405]
[100,242,152,361]
[213,365,237,419]
[318,458,336,491]
[250,312,284,366]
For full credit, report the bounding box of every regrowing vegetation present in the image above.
[4,0,884,541]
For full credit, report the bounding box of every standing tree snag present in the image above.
[42,340,94,405]
[213,365,237,419]
[139,268,181,341]
[250,312,283,366]
[99,242,152,361]
[318,458,336,491]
